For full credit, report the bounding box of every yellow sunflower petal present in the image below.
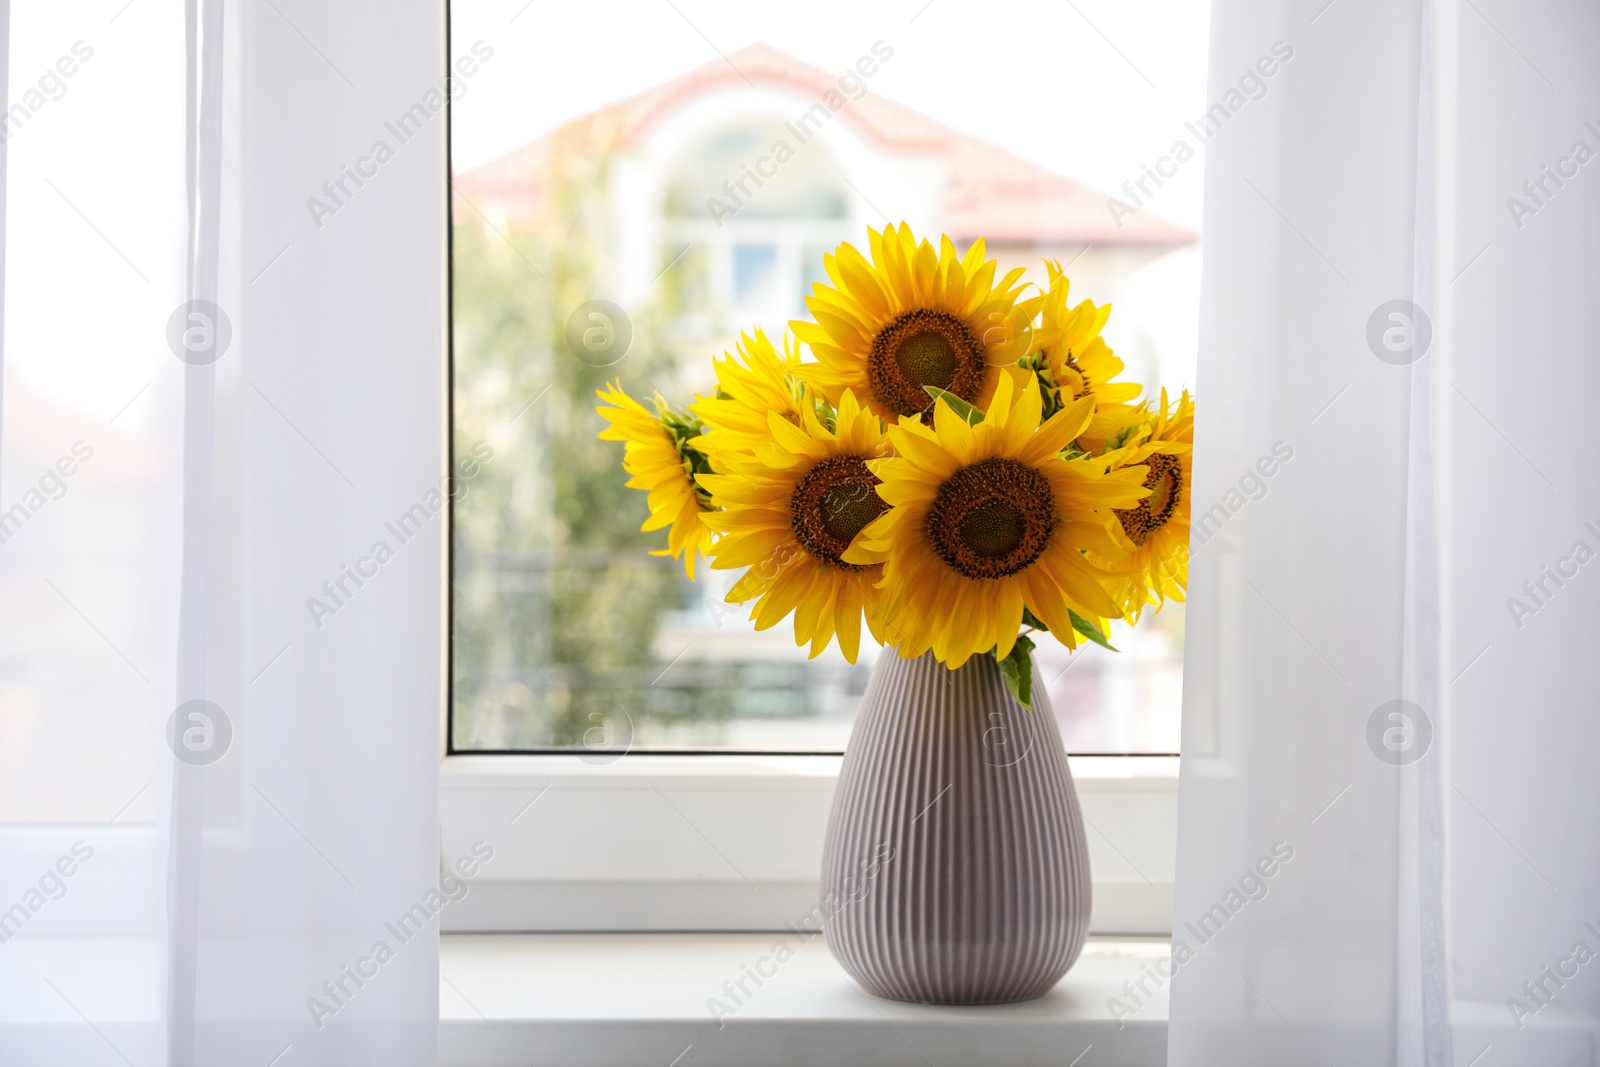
[788,224,1034,424]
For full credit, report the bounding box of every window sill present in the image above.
[439,932,1600,1067]
[440,932,1171,1067]
[3,934,1595,1061]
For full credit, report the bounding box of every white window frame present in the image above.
[437,751,1178,935]
[438,22,1179,938]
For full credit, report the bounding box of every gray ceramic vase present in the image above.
[820,648,1091,1004]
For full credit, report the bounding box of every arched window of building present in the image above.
[661,120,853,333]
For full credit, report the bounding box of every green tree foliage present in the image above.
[450,137,729,749]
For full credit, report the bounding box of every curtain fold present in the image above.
[167,0,226,1056]
[1173,0,1600,1062]
[0,1,445,1063]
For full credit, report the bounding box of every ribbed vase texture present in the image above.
[820,649,1091,1004]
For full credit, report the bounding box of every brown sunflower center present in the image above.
[1064,352,1093,399]
[927,458,1055,580]
[959,498,1026,557]
[869,309,985,419]
[790,455,887,568]
[1115,452,1182,546]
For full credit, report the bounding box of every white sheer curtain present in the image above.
[0,1,444,1064]
[1174,0,1600,1063]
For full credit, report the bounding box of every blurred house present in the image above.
[453,42,1196,346]
[449,44,1195,751]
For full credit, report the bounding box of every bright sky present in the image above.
[451,0,1214,232]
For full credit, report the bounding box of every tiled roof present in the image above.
[453,42,1197,245]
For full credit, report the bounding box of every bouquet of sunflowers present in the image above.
[598,224,1192,709]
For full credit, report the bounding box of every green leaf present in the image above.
[1068,610,1118,652]
[1105,424,1141,451]
[1021,606,1050,633]
[922,386,984,425]
[994,634,1036,711]
[810,394,837,432]
[1019,358,1061,421]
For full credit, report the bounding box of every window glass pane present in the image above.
[801,243,832,305]
[449,0,1207,752]
[730,242,778,315]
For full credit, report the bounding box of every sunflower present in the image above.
[1032,261,1146,450]
[791,223,1042,424]
[1100,389,1194,619]
[690,328,809,470]
[845,373,1151,669]
[596,381,715,579]
[697,390,891,663]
